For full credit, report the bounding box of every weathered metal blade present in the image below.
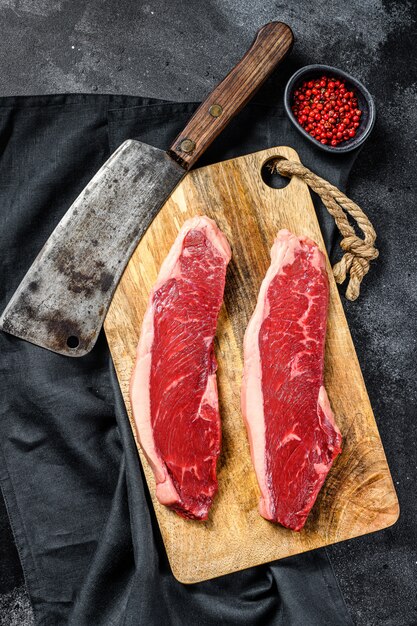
[0,139,185,356]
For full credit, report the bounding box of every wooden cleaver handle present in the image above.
[168,22,293,169]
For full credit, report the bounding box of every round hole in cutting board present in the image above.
[261,157,290,190]
[67,336,79,349]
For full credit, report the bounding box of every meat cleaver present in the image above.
[0,22,293,357]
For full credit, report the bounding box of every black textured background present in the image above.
[0,2,416,625]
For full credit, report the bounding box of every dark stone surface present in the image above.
[0,1,415,625]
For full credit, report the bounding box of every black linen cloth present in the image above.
[0,93,355,625]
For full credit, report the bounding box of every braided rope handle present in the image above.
[270,158,379,301]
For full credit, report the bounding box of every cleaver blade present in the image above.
[0,141,185,356]
[0,21,293,356]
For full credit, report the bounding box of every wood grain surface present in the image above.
[104,146,399,584]
[168,22,293,169]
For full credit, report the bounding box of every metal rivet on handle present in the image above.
[179,138,196,153]
[209,104,223,118]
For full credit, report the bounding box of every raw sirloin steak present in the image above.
[242,229,342,531]
[130,216,231,520]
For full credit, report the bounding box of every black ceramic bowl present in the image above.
[284,64,376,153]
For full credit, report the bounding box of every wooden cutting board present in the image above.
[104,146,399,584]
